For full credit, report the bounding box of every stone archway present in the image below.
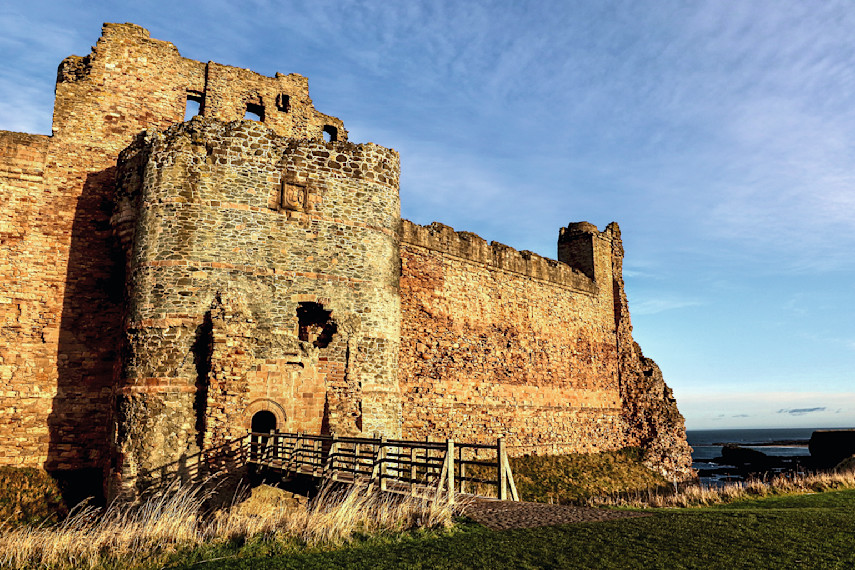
[243,398,287,432]
[250,410,277,434]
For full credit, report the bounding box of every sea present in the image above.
[687,427,821,485]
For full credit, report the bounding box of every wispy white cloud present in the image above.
[663,5,855,270]
[632,297,703,316]
[679,391,855,429]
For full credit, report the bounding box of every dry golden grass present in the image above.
[587,467,855,508]
[0,480,457,570]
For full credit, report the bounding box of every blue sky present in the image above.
[3,1,854,430]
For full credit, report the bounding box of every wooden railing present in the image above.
[247,431,519,503]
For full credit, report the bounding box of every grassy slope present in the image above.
[510,448,669,503]
[172,489,855,569]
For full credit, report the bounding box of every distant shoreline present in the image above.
[711,440,810,447]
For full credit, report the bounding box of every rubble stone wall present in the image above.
[398,221,627,452]
[398,220,693,476]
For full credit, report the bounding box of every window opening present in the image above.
[297,302,337,348]
[276,93,290,113]
[185,92,204,120]
[251,410,277,434]
[244,102,265,122]
[322,125,338,142]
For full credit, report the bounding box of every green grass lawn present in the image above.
[165,489,855,569]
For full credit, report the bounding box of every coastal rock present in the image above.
[810,430,855,469]
[719,444,775,469]
[834,455,855,473]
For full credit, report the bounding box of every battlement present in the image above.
[401,220,596,293]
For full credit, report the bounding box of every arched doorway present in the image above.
[249,410,277,464]
[251,410,277,434]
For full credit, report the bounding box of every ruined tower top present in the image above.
[51,22,347,154]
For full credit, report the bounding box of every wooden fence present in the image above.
[247,431,519,503]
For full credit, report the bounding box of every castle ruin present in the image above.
[0,23,693,499]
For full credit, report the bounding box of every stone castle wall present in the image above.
[0,23,694,496]
[397,220,693,476]
[398,221,624,452]
[0,131,54,468]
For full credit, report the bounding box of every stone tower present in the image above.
[110,117,402,497]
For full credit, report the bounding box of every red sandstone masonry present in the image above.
[0,23,354,479]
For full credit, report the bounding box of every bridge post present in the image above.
[379,435,387,492]
[446,439,455,505]
[410,446,417,496]
[295,432,303,469]
[459,445,466,495]
[497,437,507,501]
[324,434,338,479]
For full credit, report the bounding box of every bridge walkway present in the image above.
[247,431,520,503]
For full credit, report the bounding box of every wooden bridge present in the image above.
[247,431,520,503]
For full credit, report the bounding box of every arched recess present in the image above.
[251,410,277,434]
[243,399,287,432]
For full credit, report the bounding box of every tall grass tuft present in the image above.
[587,468,855,509]
[0,480,457,569]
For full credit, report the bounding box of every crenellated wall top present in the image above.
[401,220,597,294]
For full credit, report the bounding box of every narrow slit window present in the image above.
[322,125,338,142]
[276,93,290,113]
[244,102,265,122]
[185,92,204,120]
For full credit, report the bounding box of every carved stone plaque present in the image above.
[281,181,308,212]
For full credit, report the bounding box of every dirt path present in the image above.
[461,499,650,531]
